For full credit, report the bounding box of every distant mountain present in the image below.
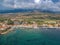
[0,8,35,14]
[0,8,60,14]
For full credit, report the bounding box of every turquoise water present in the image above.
[0,28,60,45]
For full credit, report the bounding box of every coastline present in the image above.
[0,26,15,35]
[39,27,60,29]
[1,25,60,35]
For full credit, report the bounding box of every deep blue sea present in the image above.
[0,28,60,45]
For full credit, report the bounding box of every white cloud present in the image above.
[38,0,60,11]
[1,0,60,12]
[14,0,36,8]
[14,3,35,8]
[2,0,36,8]
[2,0,14,8]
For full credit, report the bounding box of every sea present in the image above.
[0,28,60,45]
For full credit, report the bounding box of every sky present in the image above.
[0,0,60,12]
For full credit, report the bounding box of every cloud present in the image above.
[2,0,14,8]
[0,0,60,12]
[2,0,35,8]
[38,0,60,11]
[14,0,35,8]
[14,3,35,8]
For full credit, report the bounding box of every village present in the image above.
[0,13,60,34]
[0,19,60,30]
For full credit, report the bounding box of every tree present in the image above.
[7,19,14,25]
